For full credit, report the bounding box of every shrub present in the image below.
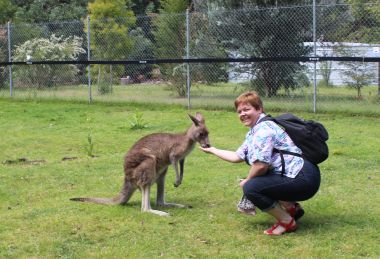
[13,34,85,88]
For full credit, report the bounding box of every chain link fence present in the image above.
[1,4,379,114]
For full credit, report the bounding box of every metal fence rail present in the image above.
[0,3,379,114]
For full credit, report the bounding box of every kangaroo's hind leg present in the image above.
[141,185,169,216]
[156,171,190,209]
[137,157,170,216]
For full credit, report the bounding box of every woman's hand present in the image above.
[199,146,216,154]
[239,162,269,188]
[199,146,243,163]
[239,178,249,188]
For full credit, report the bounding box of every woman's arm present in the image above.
[239,161,269,187]
[200,146,243,163]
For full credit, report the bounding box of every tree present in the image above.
[198,1,312,97]
[0,26,9,89]
[8,0,89,49]
[153,0,189,96]
[88,0,136,93]
[344,1,380,96]
[0,0,17,24]
[190,12,228,84]
[342,1,380,43]
[0,0,15,88]
[341,61,375,99]
[130,0,160,15]
[13,0,88,23]
[338,46,375,99]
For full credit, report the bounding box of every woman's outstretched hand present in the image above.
[199,146,215,154]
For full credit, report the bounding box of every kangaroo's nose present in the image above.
[202,144,211,148]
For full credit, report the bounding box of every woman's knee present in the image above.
[242,179,260,199]
[242,178,275,210]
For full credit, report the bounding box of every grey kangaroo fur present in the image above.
[70,112,210,216]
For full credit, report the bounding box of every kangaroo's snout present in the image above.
[201,143,211,148]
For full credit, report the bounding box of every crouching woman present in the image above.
[200,91,320,235]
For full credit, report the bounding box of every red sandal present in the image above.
[264,218,297,235]
[286,202,304,221]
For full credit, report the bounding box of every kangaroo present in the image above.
[70,112,210,216]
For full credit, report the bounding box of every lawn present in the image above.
[1,82,379,116]
[0,98,379,258]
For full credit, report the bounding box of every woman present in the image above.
[200,91,321,235]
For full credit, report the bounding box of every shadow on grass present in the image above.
[243,210,374,235]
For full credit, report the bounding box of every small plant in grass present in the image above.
[85,129,95,157]
[129,111,148,130]
[85,116,95,157]
[96,66,113,95]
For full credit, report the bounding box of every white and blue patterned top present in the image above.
[236,113,304,178]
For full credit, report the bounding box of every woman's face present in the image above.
[236,102,262,127]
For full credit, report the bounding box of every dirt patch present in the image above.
[2,158,46,165]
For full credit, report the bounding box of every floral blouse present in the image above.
[236,113,304,178]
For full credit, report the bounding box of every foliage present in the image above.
[84,115,95,157]
[127,27,155,82]
[209,2,312,97]
[12,0,88,23]
[129,111,149,130]
[86,129,95,157]
[337,46,375,99]
[319,61,333,87]
[0,0,88,61]
[320,2,380,43]
[0,0,17,24]
[190,12,228,84]
[88,0,136,60]
[96,65,114,95]
[170,63,188,97]
[12,34,85,88]
[153,0,188,96]
[88,0,136,90]
[315,4,352,43]
[344,1,380,43]
[130,0,160,15]
[341,62,375,99]
[0,25,8,89]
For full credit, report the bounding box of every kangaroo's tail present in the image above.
[70,195,124,205]
[70,182,136,205]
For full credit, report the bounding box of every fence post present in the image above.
[87,16,92,103]
[186,9,191,109]
[312,0,317,113]
[7,21,13,97]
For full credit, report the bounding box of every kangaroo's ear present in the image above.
[195,112,205,123]
[188,114,200,126]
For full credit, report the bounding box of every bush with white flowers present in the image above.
[13,34,85,88]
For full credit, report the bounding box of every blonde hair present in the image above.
[234,91,264,111]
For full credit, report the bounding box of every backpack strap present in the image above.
[273,148,302,176]
[255,115,304,177]
[261,115,303,176]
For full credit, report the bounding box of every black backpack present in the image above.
[259,113,329,174]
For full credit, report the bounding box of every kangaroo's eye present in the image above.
[199,132,208,138]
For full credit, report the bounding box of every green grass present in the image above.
[1,82,379,115]
[0,99,379,258]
